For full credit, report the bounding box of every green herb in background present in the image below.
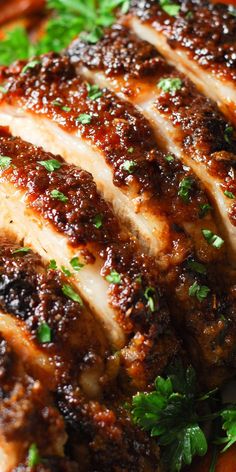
[0,0,130,65]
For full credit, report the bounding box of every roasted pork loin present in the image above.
[68,25,236,261]
[127,0,236,125]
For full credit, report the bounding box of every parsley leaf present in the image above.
[178,177,193,202]
[220,406,236,452]
[144,287,157,312]
[13,247,31,255]
[86,83,103,100]
[224,126,234,144]
[160,0,181,16]
[0,156,12,169]
[199,203,212,218]
[0,27,31,66]
[131,365,208,472]
[187,261,207,275]
[121,160,137,173]
[62,284,83,305]
[202,229,224,249]
[70,256,84,271]
[21,60,40,74]
[49,259,57,270]
[76,113,92,124]
[224,190,235,199]
[93,214,103,229]
[189,281,210,302]
[51,189,68,202]
[28,443,41,467]
[158,77,183,94]
[38,159,62,172]
[106,269,121,284]
[37,323,52,343]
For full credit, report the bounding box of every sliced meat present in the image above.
[0,132,179,388]
[127,0,236,125]
[0,335,68,472]
[67,25,236,261]
[0,54,227,270]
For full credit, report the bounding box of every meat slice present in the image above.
[0,132,180,388]
[0,240,162,471]
[0,335,69,472]
[67,26,236,261]
[127,0,236,125]
[0,54,227,269]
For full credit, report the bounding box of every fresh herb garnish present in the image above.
[224,190,235,199]
[76,113,92,124]
[199,203,212,218]
[224,126,234,144]
[0,27,31,66]
[106,270,121,285]
[28,443,41,467]
[13,247,31,254]
[121,160,137,174]
[229,5,236,17]
[0,156,12,169]
[189,281,210,302]
[86,83,103,100]
[158,77,183,94]
[202,229,224,249]
[165,154,175,162]
[187,261,207,275]
[37,323,52,343]
[51,189,68,202]
[61,266,72,277]
[0,86,7,94]
[144,287,157,312]
[70,256,84,271]
[38,159,62,172]
[128,147,134,154]
[62,284,83,305]
[21,59,40,74]
[48,259,57,270]
[220,406,236,451]
[159,0,181,16]
[93,214,103,229]
[52,100,71,112]
[131,364,208,472]
[178,177,193,202]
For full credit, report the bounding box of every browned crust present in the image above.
[129,0,236,81]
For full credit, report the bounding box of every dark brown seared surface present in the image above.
[68,27,236,226]
[0,238,108,387]
[0,54,220,239]
[129,0,236,80]
[163,257,236,387]
[0,336,68,466]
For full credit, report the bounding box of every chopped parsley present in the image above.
[0,156,12,169]
[121,160,137,174]
[51,189,68,202]
[189,281,210,302]
[165,154,175,162]
[81,26,104,44]
[37,323,52,343]
[52,100,71,112]
[159,0,181,16]
[144,287,157,312]
[178,177,193,202]
[38,159,62,172]
[128,147,134,154]
[70,256,84,271]
[224,126,234,144]
[76,113,92,124]
[158,77,183,94]
[48,259,57,270]
[0,27,31,66]
[28,443,41,467]
[86,83,103,100]
[61,266,72,277]
[13,247,31,254]
[202,229,224,249]
[93,214,103,229]
[199,203,212,218]
[224,190,235,199]
[21,59,40,74]
[62,284,83,305]
[106,270,121,285]
[187,261,207,275]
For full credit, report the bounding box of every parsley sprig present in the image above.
[0,0,130,65]
[131,363,236,471]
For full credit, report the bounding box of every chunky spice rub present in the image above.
[0,53,227,268]
[68,25,236,258]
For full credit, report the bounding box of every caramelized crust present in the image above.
[129,0,236,81]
